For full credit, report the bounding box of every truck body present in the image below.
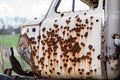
[17,0,120,79]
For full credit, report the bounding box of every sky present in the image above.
[0,0,52,19]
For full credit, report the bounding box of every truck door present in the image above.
[36,0,104,79]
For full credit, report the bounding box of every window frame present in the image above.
[55,0,99,13]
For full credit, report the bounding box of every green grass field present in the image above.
[0,34,19,48]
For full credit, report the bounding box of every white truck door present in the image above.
[33,0,104,79]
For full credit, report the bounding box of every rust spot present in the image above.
[61,13,64,17]
[81,35,83,38]
[67,33,69,36]
[52,67,55,71]
[82,69,84,72]
[42,27,46,32]
[53,52,57,56]
[86,72,90,75]
[66,20,71,24]
[52,30,54,33]
[90,70,93,73]
[63,31,65,35]
[90,22,94,25]
[54,24,59,28]
[56,60,59,63]
[77,18,82,23]
[49,69,53,73]
[87,52,91,55]
[36,56,39,59]
[74,28,81,32]
[43,53,45,56]
[84,32,88,37]
[60,66,62,69]
[57,72,60,75]
[48,75,51,78]
[87,27,89,30]
[111,68,113,70]
[41,40,45,45]
[84,12,87,15]
[37,46,39,49]
[60,26,63,29]
[89,61,92,64]
[50,63,53,66]
[81,42,85,47]
[77,33,80,36]
[97,55,101,60]
[90,16,93,19]
[81,27,84,30]
[33,46,36,49]
[80,72,83,75]
[69,17,71,19]
[42,47,45,50]
[49,28,52,31]
[75,15,79,18]
[45,72,47,74]
[73,63,76,66]
[66,59,68,62]
[68,70,70,73]
[50,59,52,62]
[48,55,50,59]
[90,58,92,61]
[90,27,92,30]
[54,19,57,22]
[60,55,63,58]
[78,68,81,71]
[34,49,37,52]
[88,45,93,50]
[94,69,97,72]
[54,59,56,62]
[68,67,72,73]
[64,63,67,67]
[85,19,89,24]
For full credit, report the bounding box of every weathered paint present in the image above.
[17,13,103,79]
[17,0,108,79]
[37,11,103,79]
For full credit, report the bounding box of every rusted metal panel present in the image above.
[17,0,105,79]
[37,10,103,79]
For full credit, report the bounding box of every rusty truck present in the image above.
[6,0,120,79]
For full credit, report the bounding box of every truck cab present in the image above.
[17,0,120,79]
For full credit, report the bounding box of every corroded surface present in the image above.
[17,11,102,79]
[17,10,103,78]
[21,11,102,79]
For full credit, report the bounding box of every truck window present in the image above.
[57,0,73,13]
[56,0,99,13]
[75,0,90,11]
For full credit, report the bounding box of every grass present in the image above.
[0,34,19,48]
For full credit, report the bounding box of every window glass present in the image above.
[57,0,72,12]
[75,0,90,11]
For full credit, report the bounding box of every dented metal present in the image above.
[17,0,120,79]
